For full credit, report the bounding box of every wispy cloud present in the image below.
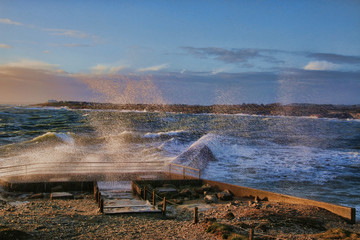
[137,64,168,72]
[304,61,339,71]
[0,18,23,26]
[2,59,60,71]
[51,43,91,48]
[307,52,360,64]
[0,43,12,48]
[91,64,128,74]
[44,29,89,39]
[181,47,283,65]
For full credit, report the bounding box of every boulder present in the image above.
[204,195,218,203]
[216,190,233,201]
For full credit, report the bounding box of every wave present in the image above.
[143,130,186,138]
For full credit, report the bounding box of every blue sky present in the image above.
[0,0,359,104]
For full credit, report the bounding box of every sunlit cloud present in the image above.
[0,43,12,48]
[43,50,50,54]
[137,64,168,72]
[91,64,128,75]
[0,18,23,26]
[2,59,60,71]
[304,61,339,71]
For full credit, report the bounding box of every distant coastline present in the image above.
[32,101,360,119]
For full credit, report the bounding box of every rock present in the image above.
[29,193,44,199]
[224,212,235,220]
[248,201,261,209]
[170,199,183,205]
[50,192,74,200]
[216,190,233,201]
[200,184,212,192]
[179,189,192,197]
[204,195,218,203]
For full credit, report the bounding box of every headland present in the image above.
[33,101,360,119]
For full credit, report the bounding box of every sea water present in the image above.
[0,105,359,218]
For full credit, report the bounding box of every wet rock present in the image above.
[204,195,218,203]
[216,190,233,201]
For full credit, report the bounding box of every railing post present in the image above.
[249,228,254,240]
[193,207,199,223]
[152,191,156,207]
[162,197,166,217]
[143,186,146,200]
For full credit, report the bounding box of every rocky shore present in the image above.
[1,190,359,240]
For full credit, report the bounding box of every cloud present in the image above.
[307,52,360,64]
[2,59,60,71]
[304,61,339,71]
[44,29,89,39]
[181,47,283,65]
[43,50,50,54]
[0,43,12,48]
[91,64,128,74]
[137,64,168,72]
[0,18,22,26]
[51,43,91,48]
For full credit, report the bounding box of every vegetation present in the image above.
[33,101,360,119]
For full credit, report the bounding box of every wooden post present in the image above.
[152,191,156,207]
[162,197,166,217]
[249,228,254,240]
[100,198,104,213]
[143,186,146,200]
[94,186,98,201]
[97,192,101,208]
[193,207,198,223]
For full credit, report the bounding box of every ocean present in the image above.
[0,105,359,218]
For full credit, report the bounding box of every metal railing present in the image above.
[0,161,165,178]
[167,163,200,179]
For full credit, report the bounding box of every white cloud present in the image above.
[91,64,127,74]
[43,50,50,54]
[0,43,12,48]
[304,61,339,71]
[2,59,60,71]
[137,64,168,72]
[0,18,23,26]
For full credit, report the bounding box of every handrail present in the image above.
[167,163,200,179]
[0,160,166,178]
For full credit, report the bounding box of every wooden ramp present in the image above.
[97,181,161,215]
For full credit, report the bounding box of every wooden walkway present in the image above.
[97,181,161,215]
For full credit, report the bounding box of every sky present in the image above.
[0,0,360,105]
